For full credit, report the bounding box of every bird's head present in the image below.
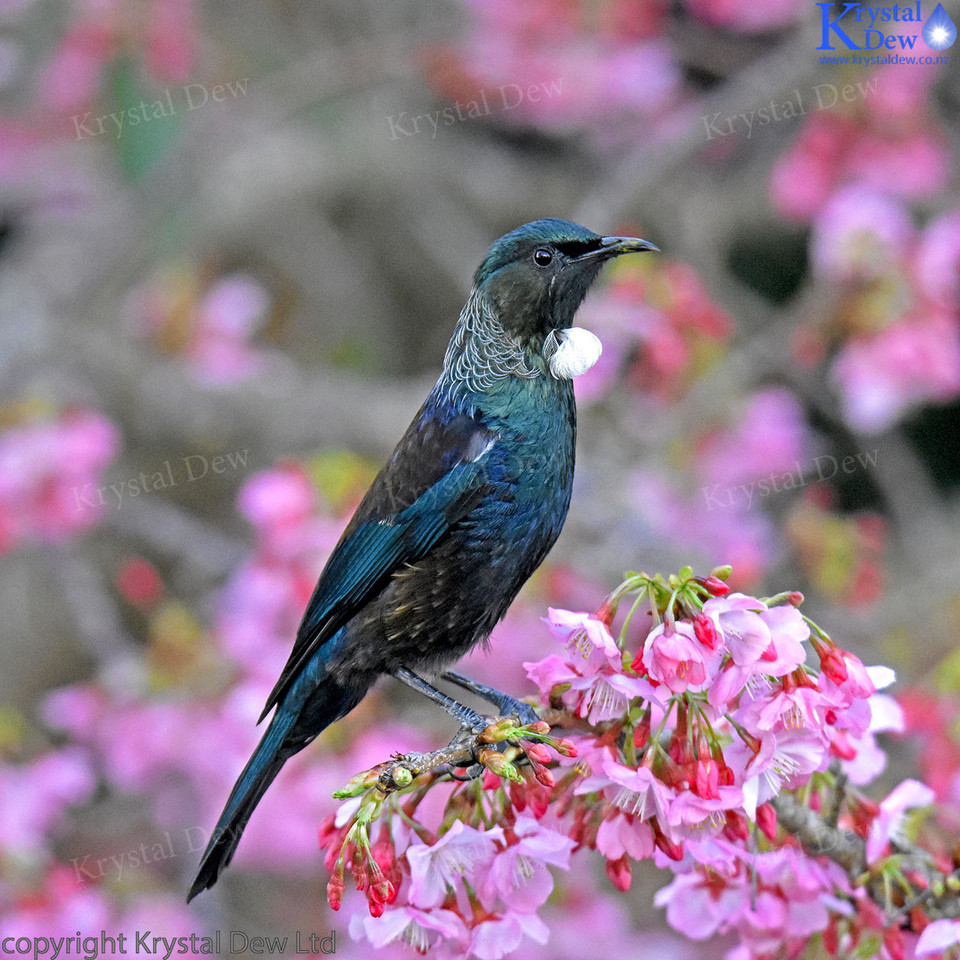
[473,218,658,379]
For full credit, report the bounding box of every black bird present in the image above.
[187,218,657,901]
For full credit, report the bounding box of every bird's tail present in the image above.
[187,708,295,902]
[187,669,369,902]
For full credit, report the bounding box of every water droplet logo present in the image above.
[923,3,956,50]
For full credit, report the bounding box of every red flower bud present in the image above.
[882,925,905,960]
[605,855,632,891]
[652,823,684,861]
[317,814,339,851]
[701,575,730,597]
[532,762,555,788]
[326,871,345,911]
[633,709,652,750]
[723,810,748,842]
[822,918,839,955]
[116,558,163,607]
[528,786,550,818]
[523,741,552,764]
[595,599,616,628]
[756,803,778,842]
[367,875,394,915]
[819,648,848,685]
[692,613,721,651]
[829,730,857,761]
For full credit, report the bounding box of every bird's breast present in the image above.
[345,398,575,676]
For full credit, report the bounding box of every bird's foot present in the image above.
[441,670,541,727]
[496,698,540,728]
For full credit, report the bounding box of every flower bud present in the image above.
[333,766,381,799]
[633,707,652,750]
[478,748,523,783]
[653,827,684,862]
[702,575,730,597]
[523,741,552,764]
[326,870,345,911]
[595,599,616,628]
[692,613,721,650]
[389,765,414,788]
[723,810,748,842]
[883,925,905,960]
[479,717,521,744]
[605,855,632,891]
[756,803,778,842]
[819,648,849,685]
[482,769,502,790]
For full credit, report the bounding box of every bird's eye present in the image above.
[533,248,553,267]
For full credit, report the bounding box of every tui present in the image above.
[187,218,657,900]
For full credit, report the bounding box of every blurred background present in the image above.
[1,0,958,956]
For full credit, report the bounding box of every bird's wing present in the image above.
[258,411,497,721]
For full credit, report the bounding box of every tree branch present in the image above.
[773,793,960,921]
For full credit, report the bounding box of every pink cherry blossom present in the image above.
[479,817,574,913]
[865,779,935,864]
[602,757,674,824]
[738,686,828,737]
[469,910,550,960]
[641,622,709,693]
[830,311,960,433]
[595,814,655,862]
[654,871,749,940]
[348,904,468,953]
[686,0,805,31]
[702,594,771,666]
[523,654,579,702]
[916,919,960,956]
[915,208,960,309]
[811,185,914,282]
[0,409,119,551]
[817,650,877,706]
[569,670,658,723]
[406,821,503,909]
[728,729,828,819]
[543,607,621,671]
[667,786,744,839]
[0,748,95,858]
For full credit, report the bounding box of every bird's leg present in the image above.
[393,667,486,732]
[442,670,540,726]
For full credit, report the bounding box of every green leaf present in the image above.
[108,58,182,179]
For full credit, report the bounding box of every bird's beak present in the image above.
[571,235,660,262]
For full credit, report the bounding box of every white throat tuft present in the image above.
[547,327,603,379]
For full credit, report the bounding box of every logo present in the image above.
[817,2,956,51]
[923,3,957,47]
